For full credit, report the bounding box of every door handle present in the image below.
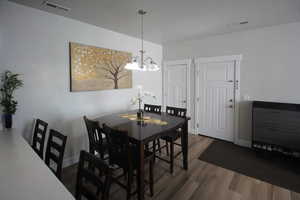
[228,105,234,108]
[182,100,187,103]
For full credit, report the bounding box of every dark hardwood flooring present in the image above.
[61,135,300,200]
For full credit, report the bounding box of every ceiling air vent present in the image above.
[239,21,249,25]
[42,1,70,12]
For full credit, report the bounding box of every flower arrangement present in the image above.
[131,85,156,118]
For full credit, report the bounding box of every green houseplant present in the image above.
[0,70,23,128]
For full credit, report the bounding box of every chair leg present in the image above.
[126,170,133,200]
[103,176,112,200]
[96,187,101,196]
[157,139,161,154]
[76,194,81,200]
[75,185,81,200]
[152,140,156,163]
[166,141,169,156]
[149,159,154,197]
[123,169,127,181]
[170,140,174,174]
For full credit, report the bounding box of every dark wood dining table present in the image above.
[95,109,190,200]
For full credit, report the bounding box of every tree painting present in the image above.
[70,42,132,91]
[101,49,131,89]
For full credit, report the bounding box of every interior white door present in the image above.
[196,60,236,141]
[165,64,187,109]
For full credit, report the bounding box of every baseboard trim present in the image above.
[190,129,197,135]
[236,139,251,148]
[195,131,252,148]
[62,138,251,168]
[63,153,79,168]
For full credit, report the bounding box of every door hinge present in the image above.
[235,80,239,90]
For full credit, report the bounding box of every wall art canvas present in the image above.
[69,42,132,91]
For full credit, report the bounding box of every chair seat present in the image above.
[110,146,153,170]
[161,129,182,141]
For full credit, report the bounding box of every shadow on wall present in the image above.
[55,117,88,162]
[23,119,36,142]
[22,116,88,163]
[238,100,253,141]
[20,103,140,167]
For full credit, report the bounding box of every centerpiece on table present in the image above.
[0,70,23,129]
[131,85,156,119]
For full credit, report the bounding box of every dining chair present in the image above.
[31,118,48,159]
[156,106,187,173]
[102,124,154,200]
[83,116,108,160]
[75,150,112,200]
[143,104,162,155]
[144,104,162,114]
[45,129,67,180]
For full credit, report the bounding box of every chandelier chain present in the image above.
[124,9,159,71]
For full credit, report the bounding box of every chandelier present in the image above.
[125,10,159,71]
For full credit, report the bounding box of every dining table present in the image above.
[95,109,190,200]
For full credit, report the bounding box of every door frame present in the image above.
[195,55,242,144]
[163,59,192,121]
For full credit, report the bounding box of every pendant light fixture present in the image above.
[125,9,159,71]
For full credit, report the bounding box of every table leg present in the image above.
[153,139,156,163]
[137,141,145,200]
[181,120,188,170]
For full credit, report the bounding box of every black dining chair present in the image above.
[156,106,187,173]
[102,124,154,200]
[84,116,108,160]
[45,129,67,180]
[143,104,163,156]
[31,118,48,159]
[75,150,112,200]
[144,104,162,114]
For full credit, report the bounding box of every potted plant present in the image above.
[0,70,23,128]
[131,85,156,119]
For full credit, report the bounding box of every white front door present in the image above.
[164,60,191,112]
[195,59,237,142]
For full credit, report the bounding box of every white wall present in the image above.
[164,22,300,143]
[0,1,163,164]
[0,2,4,78]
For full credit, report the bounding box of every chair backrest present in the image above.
[45,129,67,180]
[102,124,132,168]
[144,104,162,114]
[76,151,112,200]
[166,106,187,118]
[83,116,105,155]
[32,119,48,159]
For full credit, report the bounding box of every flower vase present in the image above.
[137,97,143,120]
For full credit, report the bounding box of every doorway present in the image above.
[163,59,191,119]
[195,55,241,142]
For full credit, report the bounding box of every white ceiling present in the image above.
[9,0,300,44]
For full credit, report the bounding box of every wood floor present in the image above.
[61,135,300,200]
